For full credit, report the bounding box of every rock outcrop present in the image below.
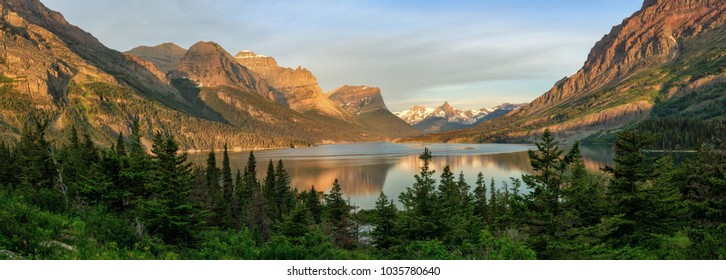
[328,85,419,137]
[234,50,356,123]
[327,85,389,114]
[174,42,285,104]
[126,43,187,73]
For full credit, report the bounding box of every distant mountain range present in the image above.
[394,102,525,133]
[413,0,726,143]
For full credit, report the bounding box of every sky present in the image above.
[42,0,642,111]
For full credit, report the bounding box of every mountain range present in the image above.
[394,102,525,133]
[0,0,420,150]
[413,0,726,144]
[1,0,723,150]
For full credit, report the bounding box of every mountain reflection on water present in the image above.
[188,142,614,209]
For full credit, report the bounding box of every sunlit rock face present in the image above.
[234,50,357,123]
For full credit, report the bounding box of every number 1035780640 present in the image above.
[379,266,440,276]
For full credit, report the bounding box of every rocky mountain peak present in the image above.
[524,0,724,118]
[174,41,283,102]
[438,101,457,117]
[126,42,187,73]
[233,50,356,123]
[327,85,388,114]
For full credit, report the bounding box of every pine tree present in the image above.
[325,179,354,248]
[280,202,312,238]
[221,144,234,228]
[115,132,126,157]
[0,141,18,189]
[247,187,272,242]
[16,117,54,192]
[240,152,258,214]
[142,132,203,245]
[489,178,498,224]
[205,148,225,227]
[303,185,323,224]
[372,192,398,249]
[263,160,278,220]
[473,172,489,225]
[274,160,294,219]
[399,147,437,240]
[602,130,656,246]
[123,120,150,202]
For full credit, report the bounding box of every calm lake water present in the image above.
[188,142,614,209]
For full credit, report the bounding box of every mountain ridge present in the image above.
[395,102,524,133]
[413,0,726,143]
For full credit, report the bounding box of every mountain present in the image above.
[126,43,187,73]
[395,102,522,133]
[474,103,528,123]
[233,50,357,124]
[0,0,383,150]
[173,42,286,104]
[327,85,419,138]
[418,0,726,143]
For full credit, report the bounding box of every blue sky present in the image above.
[43,0,642,111]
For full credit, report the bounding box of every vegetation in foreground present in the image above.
[1,118,725,260]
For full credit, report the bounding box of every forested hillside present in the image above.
[2,119,725,259]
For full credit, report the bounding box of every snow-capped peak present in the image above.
[394,102,525,126]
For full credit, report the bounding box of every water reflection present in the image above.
[188,143,613,209]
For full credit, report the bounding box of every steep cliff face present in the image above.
[327,85,389,114]
[426,0,726,143]
[530,0,724,111]
[0,0,188,102]
[234,50,357,124]
[328,85,419,137]
[126,43,187,73]
[174,42,285,104]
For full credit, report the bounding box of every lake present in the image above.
[187,142,614,209]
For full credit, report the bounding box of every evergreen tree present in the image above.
[205,148,219,191]
[399,148,438,240]
[80,148,130,213]
[81,130,99,166]
[302,185,323,225]
[239,152,258,219]
[221,144,234,228]
[115,132,126,157]
[280,202,312,238]
[274,160,294,219]
[602,130,656,245]
[205,148,226,227]
[142,132,203,245]
[372,192,398,249]
[522,129,571,219]
[221,144,233,200]
[489,178,498,224]
[0,141,18,188]
[16,117,54,192]
[122,120,150,202]
[435,166,472,245]
[247,188,272,242]
[473,172,489,225]
[324,179,354,248]
[263,160,278,220]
